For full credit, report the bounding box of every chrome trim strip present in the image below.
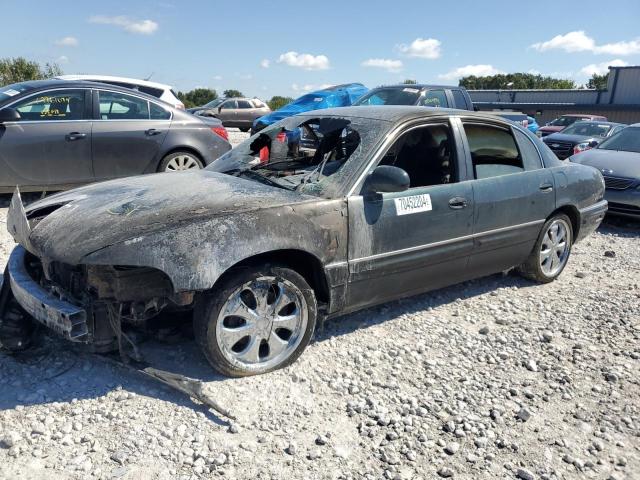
[350,219,545,264]
[325,260,348,269]
[579,200,608,215]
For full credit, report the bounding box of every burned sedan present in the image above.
[0,107,607,377]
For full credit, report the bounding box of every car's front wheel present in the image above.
[518,213,573,283]
[194,265,317,377]
[159,151,204,172]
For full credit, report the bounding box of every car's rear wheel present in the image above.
[159,151,204,172]
[194,265,317,377]
[518,213,573,283]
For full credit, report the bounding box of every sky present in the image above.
[4,0,640,99]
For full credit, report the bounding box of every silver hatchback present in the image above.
[188,97,271,132]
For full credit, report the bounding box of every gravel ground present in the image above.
[0,135,638,479]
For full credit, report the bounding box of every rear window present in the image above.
[353,87,421,106]
[138,85,164,98]
[451,89,469,109]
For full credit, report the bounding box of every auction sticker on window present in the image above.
[394,194,432,215]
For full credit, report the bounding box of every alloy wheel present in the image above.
[215,276,308,372]
[165,154,201,171]
[539,218,571,277]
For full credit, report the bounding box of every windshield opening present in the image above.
[203,98,224,108]
[548,116,586,127]
[354,87,421,106]
[562,122,612,137]
[597,126,639,153]
[207,116,364,195]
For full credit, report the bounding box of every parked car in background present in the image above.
[536,114,607,137]
[0,80,230,192]
[0,107,607,377]
[352,84,473,110]
[527,116,539,134]
[570,124,640,218]
[486,111,529,128]
[252,83,368,134]
[188,98,271,132]
[56,75,185,110]
[542,121,626,159]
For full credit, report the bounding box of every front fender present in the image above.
[82,200,347,292]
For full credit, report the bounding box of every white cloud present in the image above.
[292,83,334,93]
[89,15,158,35]
[260,59,270,68]
[396,38,441,59]
[580,59,629,76]
[57,55,69,64]
[55,36,78,47]
[361,58,403,73]
[238,73,253,80]
[594,39,640,55]
[439,64,504,80]
[212,75,223,80]
[532,31,640,55]
[278,51,330,70]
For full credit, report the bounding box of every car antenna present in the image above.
[144,72,154,81]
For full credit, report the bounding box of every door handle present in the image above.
[145,128,162,136]
[539,183,554,192]
[65,132,86,141]
[448,196,468,209]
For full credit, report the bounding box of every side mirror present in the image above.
[0,108,20,123]
[363,165,410,194]
[588,140,598,148]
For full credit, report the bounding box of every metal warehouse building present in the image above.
[469,66,640,124]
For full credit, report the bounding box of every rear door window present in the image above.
[150,102,171,120]
[420,90,448,108]
[237,100,252,109]
[98,90,150,120]
[463,123,525,179]
[514,129,543,170]
[221,100,237,109]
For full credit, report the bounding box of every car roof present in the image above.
[562,114,605,118]
[368,84,464,90]
[570,120,625,127]
[56,75,172,90]
[296,105,509,124]
[8,79,172,105]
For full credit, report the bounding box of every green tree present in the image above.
[267,95,294,110]
[402,79,417,84]
[223,89,244,98]
[586,73,609,90]
[176,88,217,108]
[459,73,576,90]
[0,57,63,85]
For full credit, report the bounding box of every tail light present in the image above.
[212,126,228,141]
[176,103,185,110]
[275,132,287,143]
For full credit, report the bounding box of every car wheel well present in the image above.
[157,147,203,172]
[213,250,330,307]
[550,205,580,238]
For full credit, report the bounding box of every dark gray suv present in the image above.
[0,80,231,192]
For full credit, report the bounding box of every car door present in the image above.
[0,88,93,189]
[217,100,238,125]
[91,89,170,180]
[458,119,556,276]
[235,100,254,125]
[346,119,474,311]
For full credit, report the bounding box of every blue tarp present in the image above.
[253,83,368,130]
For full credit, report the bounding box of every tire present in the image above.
[0,296,35,353]
[158,151,204,172]
[239,127,250,133]
[194,264,317,377]
[518,213,573,283]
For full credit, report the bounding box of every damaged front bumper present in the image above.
[7,245,89,341]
